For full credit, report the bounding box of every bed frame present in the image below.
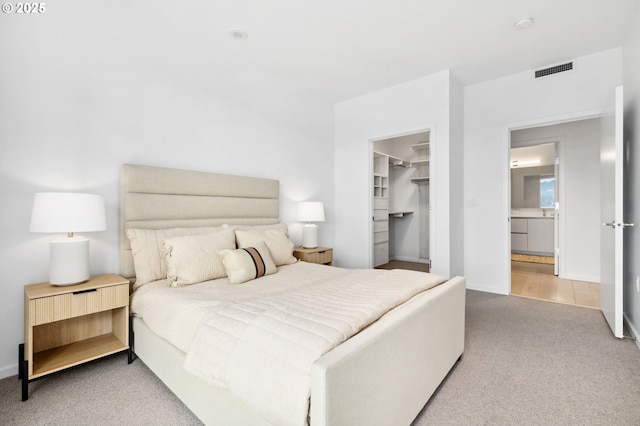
[120,163,465,426]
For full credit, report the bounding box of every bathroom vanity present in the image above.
[511,216,554,255]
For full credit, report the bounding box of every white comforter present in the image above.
[183,266,445,426]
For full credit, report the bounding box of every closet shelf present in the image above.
[388,156,408,167]
[389,211,414,218]
[410,142,429,152]
[411,177,430,184]
[410,159,429,167]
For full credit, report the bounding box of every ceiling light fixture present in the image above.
[514,17,533,30]
[511,159,540,168]
[229,29,248,40]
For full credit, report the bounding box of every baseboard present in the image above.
[466,282,508,295]
[559,273,599,284]
[389,256,425,263]
[623,313,640,350]
[0,363,17,380]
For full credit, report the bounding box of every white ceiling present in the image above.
[511,143,556,168]
[145,0,638,103]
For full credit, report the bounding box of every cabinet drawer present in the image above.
[373,198,389,210]
[373,210,387,221]
[296,249,333,265]
[31,284,129,326]
[511,233,528,252]
[374,231,389,244]
[373,220,389,232]
[374,242,389,266]
[511,218,528,233]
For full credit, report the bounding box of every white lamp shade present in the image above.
[297,201,325,222]
[30,192,106,233]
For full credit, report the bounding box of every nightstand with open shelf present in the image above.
[20,273,130,401]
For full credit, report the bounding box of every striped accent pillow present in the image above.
[218,241,277,284]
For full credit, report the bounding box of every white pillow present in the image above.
[235,228,297,266]
[218,241,277,284]
[126,226,224,288]
[164,229,236,287]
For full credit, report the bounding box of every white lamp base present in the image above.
[302,224,318,248]
[49,236,90,285]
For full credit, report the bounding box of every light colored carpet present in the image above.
[412,291,640,425]
[2,290,639,425]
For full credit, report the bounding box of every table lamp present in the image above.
[30,192,106,285]
[297,201,325,248]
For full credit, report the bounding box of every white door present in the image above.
[600,86,629,338]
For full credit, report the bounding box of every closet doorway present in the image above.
[371,130,431,272]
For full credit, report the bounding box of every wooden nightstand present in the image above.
[20,274,130,401]
[293,247,333,265]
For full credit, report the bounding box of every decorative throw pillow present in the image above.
[164,229,236,287]
[218,241,277,284]
[126,226,224,288]
[235,229,297,266]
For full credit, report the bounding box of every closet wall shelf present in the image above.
[388,156,408,167]
[411,177,430,184]
[410,159,429,167]
[389,211,414,218]
[410,142,429,152]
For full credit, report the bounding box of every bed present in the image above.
[120,163,465,426]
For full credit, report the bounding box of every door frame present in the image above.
[368,125,435,269]
[502,109,603,295]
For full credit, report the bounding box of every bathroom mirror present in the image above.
[511,166,555,208]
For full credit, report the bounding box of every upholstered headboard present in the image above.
[120,164,280,279]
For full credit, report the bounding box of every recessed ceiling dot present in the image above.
[229,29,248,40]
[514,17,533,30]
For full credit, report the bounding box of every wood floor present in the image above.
[378,259,600,310]
[375,260,429,273]
[511,264,600,309]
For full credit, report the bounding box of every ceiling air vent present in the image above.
[535,62,573,78]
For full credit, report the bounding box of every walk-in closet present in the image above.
[372,131,431,269]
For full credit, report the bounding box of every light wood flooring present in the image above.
[511,264,600,309]
[378,260,599,309]
[511,260,555,275]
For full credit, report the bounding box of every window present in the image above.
[539,176,555,208]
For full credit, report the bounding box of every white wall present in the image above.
[464,48,623,294]
[511,119,602,282]
[448,75,465,278]
[623,5,640,345]
[0,5,334,377]
[334,70,459,277]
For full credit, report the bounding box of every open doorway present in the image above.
[510,141,558,276]
[508,118,602,309]
[371,130,431,272]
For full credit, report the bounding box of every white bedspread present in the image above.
[183,266,445,426]
[130,262,348,352]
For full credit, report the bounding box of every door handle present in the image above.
[602,222,635,228]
